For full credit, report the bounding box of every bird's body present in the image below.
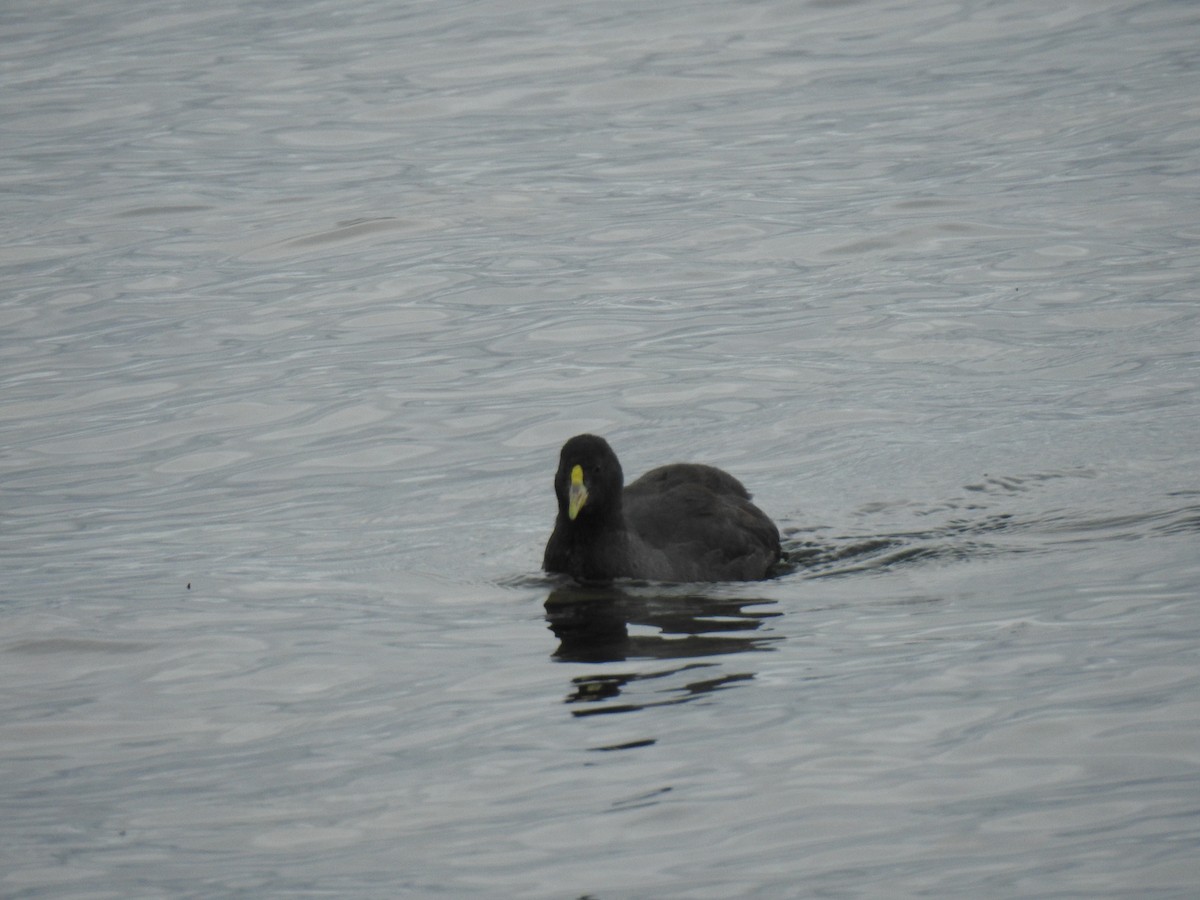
[543,434,782,583]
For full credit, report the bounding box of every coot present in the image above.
[543,434,782,583]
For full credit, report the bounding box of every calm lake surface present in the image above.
[3,0,1199,896]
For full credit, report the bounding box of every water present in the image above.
[3,0,1199,895]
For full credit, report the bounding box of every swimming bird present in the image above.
[543,434,782,583]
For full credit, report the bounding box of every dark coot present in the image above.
[543,434,783,583]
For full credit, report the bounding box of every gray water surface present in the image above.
[3,0,1199,896]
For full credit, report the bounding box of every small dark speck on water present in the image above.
[592,738,657,752]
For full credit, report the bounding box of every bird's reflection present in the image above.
[544,584,782,720]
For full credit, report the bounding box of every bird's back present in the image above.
[622,464,781,581]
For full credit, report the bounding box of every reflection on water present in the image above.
[545,585,780,722]
[545,585,781,663]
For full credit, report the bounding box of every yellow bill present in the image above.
[568,464,588,520]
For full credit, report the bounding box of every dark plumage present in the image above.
[543,434,783,583]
